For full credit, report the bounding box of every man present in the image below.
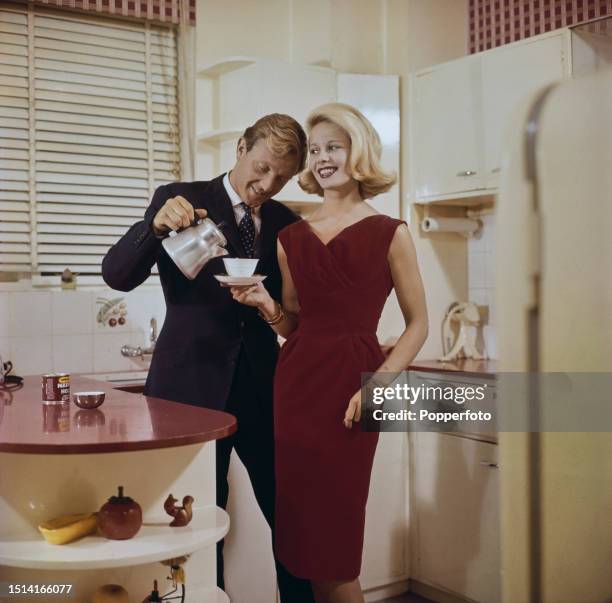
[102,113,313,602]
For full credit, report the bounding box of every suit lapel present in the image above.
[258,201,278,264]
[204,175,245,257]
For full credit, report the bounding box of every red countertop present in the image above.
[409,358,498,379]
[0,376,236,455]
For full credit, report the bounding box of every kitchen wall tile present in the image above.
[0,337,10,361]
[484,248,497,289]
[468,228,486,256]
[483,325,497,359]
[468,216,497,357]
[93,331,132,373]
[52,291,93,335]
[123,288,166,337]
[486,287,497,326]
[93,330,146,373]
[9,292,52,337]
[469,287,488,307]
[10,335,53,375]
[0,294,9,338]
[483,215,496,254]
[52,334,93,374]
[468,252,487,289]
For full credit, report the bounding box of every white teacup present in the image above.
[223,258,258,277]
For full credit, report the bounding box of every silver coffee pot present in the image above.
[162,218,228,280]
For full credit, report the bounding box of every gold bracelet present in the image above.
[259,302,284,325]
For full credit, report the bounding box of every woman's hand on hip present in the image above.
[343,390,362,429]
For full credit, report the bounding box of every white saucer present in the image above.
[214,274,267,286]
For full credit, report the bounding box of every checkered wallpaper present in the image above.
[469,0,612,52]
[31,0,196,25]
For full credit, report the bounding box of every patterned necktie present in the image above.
[238,202,256,258]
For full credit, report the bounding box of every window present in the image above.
[0,2,180,284]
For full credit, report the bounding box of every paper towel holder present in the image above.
[419,204,483,238]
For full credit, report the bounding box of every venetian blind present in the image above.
[0,3,180,285]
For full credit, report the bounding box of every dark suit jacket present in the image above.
[101,174,300,410]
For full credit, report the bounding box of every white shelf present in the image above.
[189,586,229,603]
[197,56,257,77]
[197,129,243,145]
[0,506,229,570]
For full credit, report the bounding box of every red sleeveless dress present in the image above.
[274,214,404,581]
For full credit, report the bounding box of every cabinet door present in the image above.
[337,74,400,218]
[217,61,336,203]
[413,57,484,199]
[482,33,567,189]
[411,433,501,603]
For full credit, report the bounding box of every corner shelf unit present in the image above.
[197,128,244,146]
[197,56,257,78]
[0,506,229,571]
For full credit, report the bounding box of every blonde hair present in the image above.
[298,103,396,198]
[242,113,307,174]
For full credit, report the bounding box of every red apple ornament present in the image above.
[98,486,142,540]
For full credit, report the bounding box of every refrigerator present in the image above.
[496,68,612,602]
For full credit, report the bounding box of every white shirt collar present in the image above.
[223,171,261,232]
[223,172,244,208]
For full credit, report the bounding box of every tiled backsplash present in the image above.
[0,286,165,376]
[468,213,497,358]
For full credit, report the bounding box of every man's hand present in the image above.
[152,196,207,235]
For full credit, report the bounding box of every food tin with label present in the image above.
[42,372,71,403]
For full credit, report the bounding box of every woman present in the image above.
[231,103,428,603]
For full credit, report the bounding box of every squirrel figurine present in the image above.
[163,494,194,527]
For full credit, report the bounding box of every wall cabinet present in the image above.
[481,33,567,189]
[412,56,484,199]
[410,30,570,203]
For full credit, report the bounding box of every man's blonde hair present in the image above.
[242,113,307,174]
[298,103,396,198]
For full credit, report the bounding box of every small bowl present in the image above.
[223,258,258,277]
[73,391,105,409]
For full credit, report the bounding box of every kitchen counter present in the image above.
[0,375,236,454]
[0,375,233,601]
[410,358,498,379]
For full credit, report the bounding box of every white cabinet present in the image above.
[482,33,568,189]
[412,56,484,199]
[410,30,570,203]
[410,432,500,603]
[217,61,336,135]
